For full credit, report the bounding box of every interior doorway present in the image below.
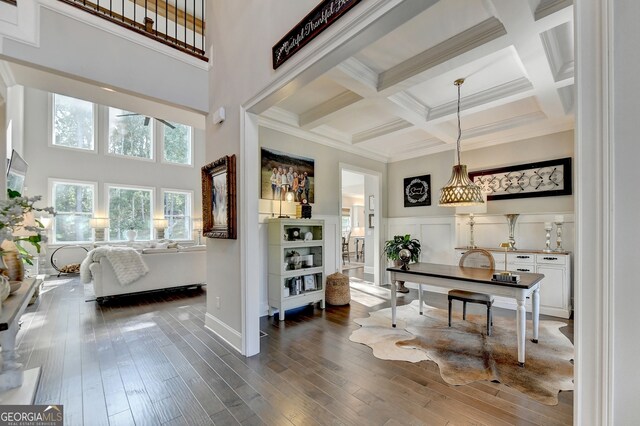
[339,165,381,286]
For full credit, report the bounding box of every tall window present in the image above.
[163,190,192,239]
[51,180,95,243]
[108,108,153,159]
[52,94,95,150]
[108,185,153,240]
[162,122,192,165]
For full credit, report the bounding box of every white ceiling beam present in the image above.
[351,119,413,144]
[299,91,363,130]
[257,116,389,163]
[379,96,456,144]
[534,0,573,22]
[488,0,567,120]
[377,17,508,92]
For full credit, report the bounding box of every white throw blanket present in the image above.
[81,246,149,286]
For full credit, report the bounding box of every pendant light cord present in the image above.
[456,80,462,166]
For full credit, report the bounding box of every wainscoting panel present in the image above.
[455,213,575,253]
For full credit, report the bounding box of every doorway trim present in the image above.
[338,163,383,285]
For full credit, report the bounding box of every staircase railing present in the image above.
[58,0,206,61]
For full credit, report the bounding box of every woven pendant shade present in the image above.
[439,78,484,207]
[439,165,484,206]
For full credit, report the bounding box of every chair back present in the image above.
[459,248,495,270]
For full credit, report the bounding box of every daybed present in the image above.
[83,245,206,302]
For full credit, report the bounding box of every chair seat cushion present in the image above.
[448,289,494,303]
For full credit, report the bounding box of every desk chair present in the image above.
[341,231,351,264]
[448,249,495,335]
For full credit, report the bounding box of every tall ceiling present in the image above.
[260,0,574,163]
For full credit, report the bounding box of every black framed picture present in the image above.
[404,175,431,207]
[469,157,572,201]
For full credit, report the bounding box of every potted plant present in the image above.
[384,234,421,293]
[126,219,138,242]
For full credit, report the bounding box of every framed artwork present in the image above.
[260,147,315,203]
[202,155,236,239]
[368,213,374,229]
[368,195,375,210]
[303,274,316,291]
[469,157,572,201]
[403,174,431,207]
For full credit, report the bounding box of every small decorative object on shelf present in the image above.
[554,215,564,252]
[543,222,554,252]
[300,199,312,219]
[505,214,519,250]
[492,242,517,282]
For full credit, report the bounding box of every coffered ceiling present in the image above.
[259,0,574,163]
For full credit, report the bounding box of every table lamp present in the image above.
[89,217,110,241]
[193,218,203,245]
[154,218,169,239]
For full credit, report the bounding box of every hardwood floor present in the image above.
[14,276,573,425]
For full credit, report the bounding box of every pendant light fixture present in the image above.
[439,78,485,206]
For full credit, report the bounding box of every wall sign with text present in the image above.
[404,175,431,207]
[272,0,362,69]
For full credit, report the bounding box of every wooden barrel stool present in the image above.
[326,272,350,305]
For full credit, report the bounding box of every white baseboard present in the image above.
[204,313,242,354]
[260,302,270,318]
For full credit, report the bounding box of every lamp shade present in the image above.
[154,218,169,229]
[439,165,485,206]
[89,217,110,229]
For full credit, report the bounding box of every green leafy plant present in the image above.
[1,190,55,265]
[384,234,421,263]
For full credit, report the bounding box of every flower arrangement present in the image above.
[384,234,421,263]
[0,189,55,264]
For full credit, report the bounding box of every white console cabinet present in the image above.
[454,248,572,318]
[268,219,325,321]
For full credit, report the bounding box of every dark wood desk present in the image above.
[388,263,544,366]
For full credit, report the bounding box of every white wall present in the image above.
[612,1,640,422]
[257,126,386,315]
[388,130,574,218]
[1,3,208,113]
[22,86,204,237]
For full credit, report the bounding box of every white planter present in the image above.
[126,230,137,241]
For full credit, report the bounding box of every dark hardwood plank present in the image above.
[14,277,572,426]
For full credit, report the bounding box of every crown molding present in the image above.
[299,90,363,129]
[378,17,507,92]
[388,91,430,120]
[535,0,573,22]
[428,77,534,121]
[258,115,389,163]
[352,118,412,144]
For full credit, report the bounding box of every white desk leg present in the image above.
[0,322,24,392]
[391,273,397,328]
[516,292,526,367]
[418,284,423,315]
[532,286,540,344]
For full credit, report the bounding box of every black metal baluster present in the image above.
[184,0,187,47]
[192,0,195,51]
[201,0,204,54]
[174,0,177,42]
[121,0,124,22]
[109,0,112,17]
[165,0,168,39]
[155,0,158,36]
[145,0,147,23]
[133,0,136,26]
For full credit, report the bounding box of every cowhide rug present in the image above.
[349,300,574,405]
